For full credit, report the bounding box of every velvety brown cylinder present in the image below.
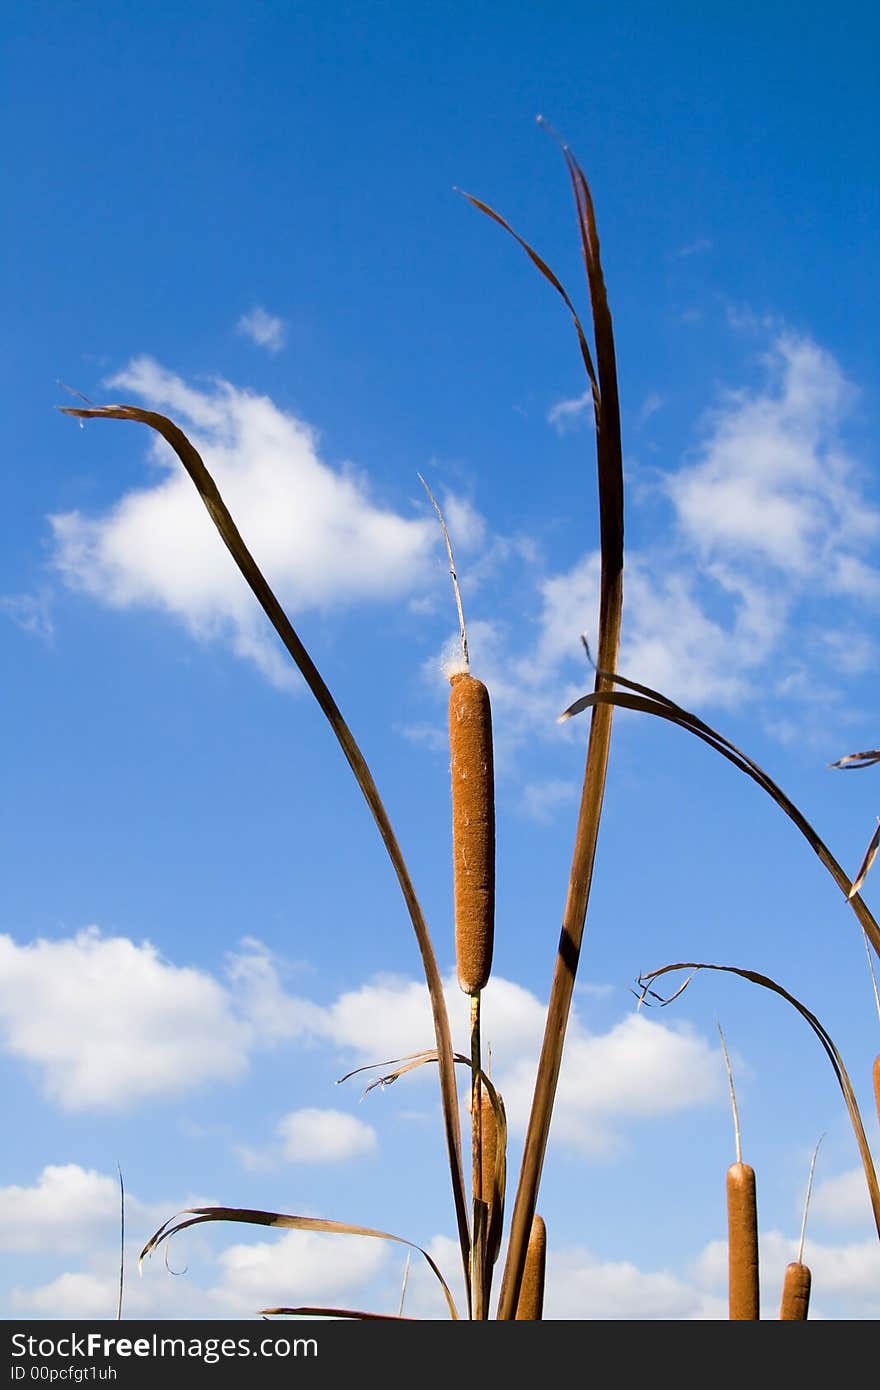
[779,1261,811,1320]
[727,1162,760,1319]
[514,1214,546,1320]
[449,672,495,994]
[873,1054,880,1130]
[479,1088,497,1206]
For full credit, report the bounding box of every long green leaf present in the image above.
[59,402,472,1305]
[639,963,880,1239]
[139,1205,459,1319]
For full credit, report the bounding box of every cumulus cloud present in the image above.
[213,1228,387,1312]
[277,1108,378,1163]
[4,1164,386,1319]
[668,333,879,587]
[0,1165,121,1253]
[50,358,440,685]
[812,1166,877,1228]
[236,307,285,352]
[694,1228,880,1316]
[316,972,720,1155]
[0,927,720,1151]
[0,928,250,1110]
[468,328,880,753]
[546,1247,725,1319]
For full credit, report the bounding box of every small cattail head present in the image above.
[779,1261,811,1320]
[514,1214,547,1320]
[449,672,495,994]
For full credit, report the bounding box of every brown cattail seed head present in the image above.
[449,672,495,994]
[873,1054,880,1130]
[779,1261,811,1320]
[514,1214,547,1320]
[727,1161,759,1320]
[479,1088,497,1207]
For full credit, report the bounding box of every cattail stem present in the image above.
[470,992,486,1319]
[471,994,483,1204]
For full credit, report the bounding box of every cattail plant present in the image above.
[718,1023,760,1320]
[421,474,497,1317]
[779,1136,821,1320]
[62,133,880,1324]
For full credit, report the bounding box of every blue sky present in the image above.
[2,1,879,1319]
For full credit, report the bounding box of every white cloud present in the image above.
[277,1108,378,1162]
[637,391,665,425]
[0,1165,120,1253]
[546,1246,725,1319]
[0,928,249,1110]
[0,926,718,1150]
[694,1228,880,1316]
[51,358,438,685]
[503,1012,721,1156]
[518,778,578,823]
[668,333,879,585]
[812,1166,877,1228]
[236,307,285,352]
[0,592,54,641]
[213,1228,388,1313]
[320,973,720,1155]
[13,1272,117,1319]
[547,389,592,433]
[464,328,879,748]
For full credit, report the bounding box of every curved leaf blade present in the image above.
[139,1205,460,1319]
[639,963,880,1239]
[60,402,471,1302]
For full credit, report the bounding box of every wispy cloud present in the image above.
[238,1108,378,1168]
[547,389,592,433]
[668,333,879,585]
[236,307,285,352]
[436,327,880,758]
[637,391,665,426]
[675,237,712,258]
[0,592,54,642]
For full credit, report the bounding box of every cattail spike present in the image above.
[779,1261,811,1319]
[449,672,495,994]
[727,1161,760,1319]
[514,1215,546,1319]
[479,1089,497,1207]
